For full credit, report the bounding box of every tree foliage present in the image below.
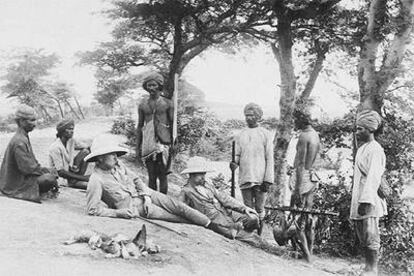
[80,0,269,97]
[1,49,83,122]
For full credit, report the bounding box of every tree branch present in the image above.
[298,44,327,102]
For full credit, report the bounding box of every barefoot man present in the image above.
[136,72,173,194]
[290,109,321,262]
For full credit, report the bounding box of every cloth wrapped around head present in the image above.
[56,119,75,137]
[244,103,263,120]
[15,105,36,120]
[356,110,382,132]
[142,72,164,91]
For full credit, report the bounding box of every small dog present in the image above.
[64,224,160,258]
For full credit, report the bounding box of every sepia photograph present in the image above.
[0,0,413,275]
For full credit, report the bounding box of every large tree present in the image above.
[237,0,363,204]
[358,0,414,112]
[80,0,269,97]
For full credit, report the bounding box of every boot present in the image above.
[207,222,237,239]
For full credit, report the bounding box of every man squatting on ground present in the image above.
[85,136,223,233]
[48,119,90,190]
[180,157,282,254]
[136,72,173,195]
[351,110,387,276]
[289,109,321,263]
[0,105,58,203]
[230,103,274,235]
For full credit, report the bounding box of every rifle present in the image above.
[230,140,236,198]
[265,206,339,216]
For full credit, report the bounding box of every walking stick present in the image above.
[166,74,179,173]
[231,140,236,198]
[137,216,188,238]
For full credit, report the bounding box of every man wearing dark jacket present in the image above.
[0,105,58,203]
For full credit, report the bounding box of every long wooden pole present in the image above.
[172,74,178,142]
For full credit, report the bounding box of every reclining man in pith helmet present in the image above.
[180,156,283,254]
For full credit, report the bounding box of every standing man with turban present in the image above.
[351,109,386,276]
[136,72,173,194]
[0,105,58,203]
[48,119,90,190]
[229,103,274,235]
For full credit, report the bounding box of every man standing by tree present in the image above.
[48,119,90,190]
[0,105,58,203]
[290,108,321,263]
[351,110,387,276]
[230,103,274,235]
[137,72,173,194]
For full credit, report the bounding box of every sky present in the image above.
[0,0,349,119]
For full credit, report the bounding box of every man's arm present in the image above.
[49,147,90,182]
[359,149,385,205]
[213,185,247,213]
[86,177,125,218]
[58,170,90,182]
[14,142,43,176]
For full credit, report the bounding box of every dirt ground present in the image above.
[0,117,364,276]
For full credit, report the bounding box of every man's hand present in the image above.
[116,209,134,219]
[357,203,372,216]
[143,196,152,217]
[229,161,238,171]
[245,207,259,218]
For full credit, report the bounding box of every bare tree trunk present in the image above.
[73,96,85,119]
[54,100,64,118]
[298,45,327,103]
[39,105,53,122]
[64,99,81,120]
[268,15,297,206]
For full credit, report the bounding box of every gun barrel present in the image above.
[265,206,339,216]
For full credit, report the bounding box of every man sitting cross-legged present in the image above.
[85,135,223,232]
[180,157,282,254]
[48,119,91,190]
[0,105,58,203]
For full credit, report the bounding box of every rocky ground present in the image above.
[0,117,370,276]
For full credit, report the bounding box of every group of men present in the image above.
[0,72,386,275]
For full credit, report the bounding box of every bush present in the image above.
[110,116,137,147]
